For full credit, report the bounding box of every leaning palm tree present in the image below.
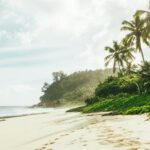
[105,41,124,73]
[121,15,148,62]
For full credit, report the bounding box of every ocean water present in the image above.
[0,106,54,118]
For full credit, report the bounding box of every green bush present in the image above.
[95,75,139,98]
[85,96,101,105]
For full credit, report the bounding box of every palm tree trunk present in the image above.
[134,82,142,95]
[139,44,145,62]
[113,60,116,73]
[118,63,121,72]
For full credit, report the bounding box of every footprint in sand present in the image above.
[60,133,69,137]
[98,141,110,145]
[106,129,113,132]
[127,131,133,134]
[96,137,103,141]
[106,133,114,137]
[54,138,59,141]
[35,141,54,150]
[129,140,140,145]
[127,148,139,150]
[108,137,129,147]
[35,146,46,150]
[114,142,126,147]
[81,140,88,143]
[116,138,124,143]
[49,141,55,145]
[105,138,118,144]
[97,134,106,138]
[82,144,87,146]
[113,138,141,148]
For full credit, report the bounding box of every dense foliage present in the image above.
[139,61,150,93]
[95,75,139,98]
[69,62,150,114]
[39,69,114,107]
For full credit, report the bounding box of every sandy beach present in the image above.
[0,109,150,150]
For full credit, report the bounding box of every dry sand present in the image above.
[0,109,150,150]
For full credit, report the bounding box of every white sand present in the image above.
[0,109,150,150]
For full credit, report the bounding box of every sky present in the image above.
[0,0,149,106]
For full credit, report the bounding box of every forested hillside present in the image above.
[38,69,114,107]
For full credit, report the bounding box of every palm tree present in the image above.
[121,15,148,62]
[135,0,150,43]
[105,38,135,73]
[121,37,135,66]
[120,62,137,76]
[105,41,124,73]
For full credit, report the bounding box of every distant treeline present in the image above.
[38,69,114,107]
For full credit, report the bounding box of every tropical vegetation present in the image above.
[39,1,150,116]
[68,2,150,115]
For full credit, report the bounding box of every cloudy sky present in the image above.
[0,0,149,106]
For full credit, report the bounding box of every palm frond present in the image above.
[105,54,113,60]
[134,10,147,17]
[105,47,114,52]
[122,20,135,28]
[121,26,134,32]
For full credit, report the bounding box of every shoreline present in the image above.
[0,107,69,120]
[0,110,150,150]
[0,112,49,120]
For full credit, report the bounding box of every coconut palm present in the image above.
[115,38,135,76]
[105,41,125,73]
[121,37,135,66]
[120,62,138,76]
[135,7,150,44]
[121,15,148,62]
